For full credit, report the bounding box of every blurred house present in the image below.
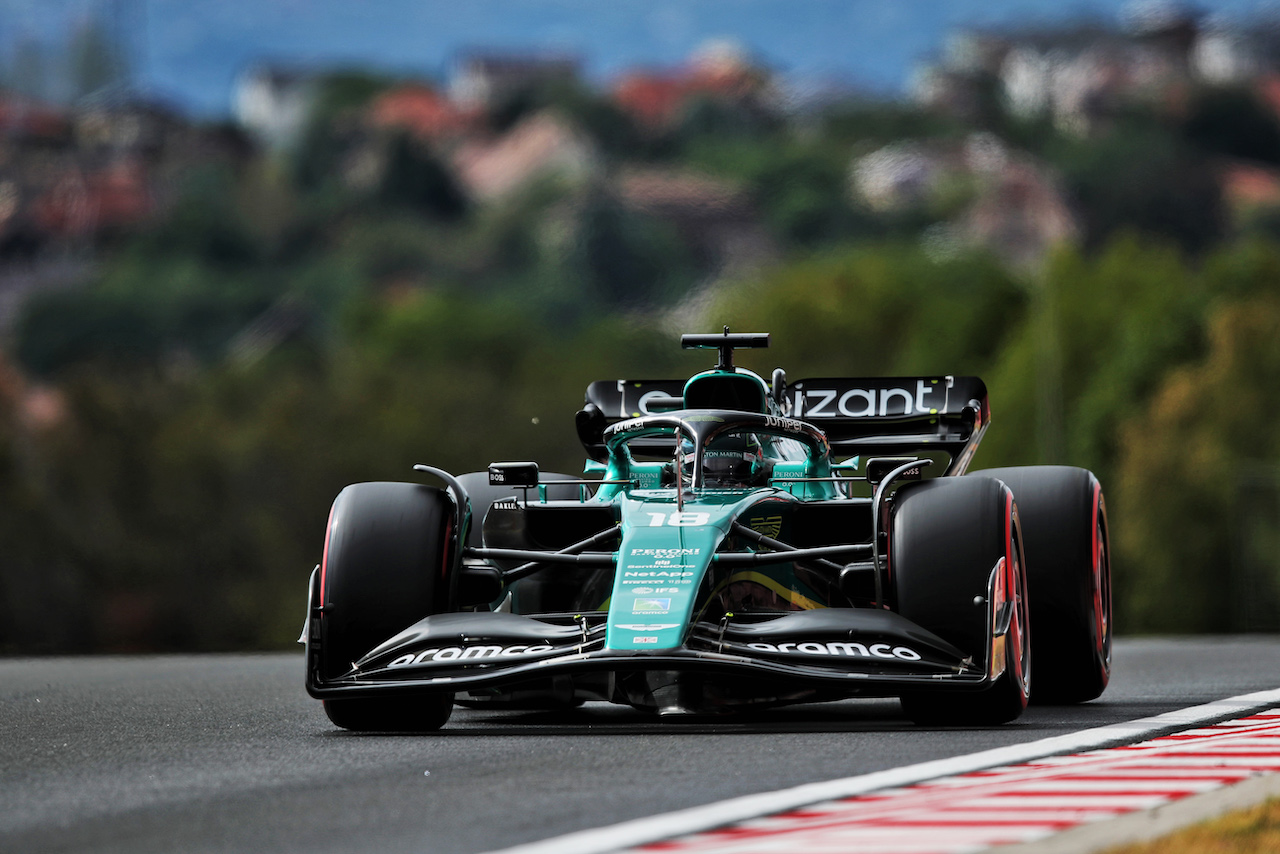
[963,157,1078,270]
[0,95,73,145]
[852,133,1077,269]
[30,159,154,238]
[451,111,598,201]
[448,52,581,110]
[616,167,776,274]
[0,95,154,252]
[367,83,476,145]
[234,66,317,149]
[1220,161,1280,224]
[1193,21,1269,84]
[911,7,1265,135]
[852,142,946,212]
[73,97,184,159]
[612,40,778,131]
[0,88,255,333]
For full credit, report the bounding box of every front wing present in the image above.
[304,566,1013,703]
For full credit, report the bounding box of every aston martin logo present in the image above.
[748,515,783,539]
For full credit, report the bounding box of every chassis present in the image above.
[303,331,1112,730]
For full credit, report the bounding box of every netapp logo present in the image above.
[388,645,555,667]
[630,548,700,558]
[746,641,922,661]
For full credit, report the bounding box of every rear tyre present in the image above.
[318,481,455,732]
[969,466,1111,704]
[892,477,1030,726]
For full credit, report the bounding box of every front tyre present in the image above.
[969,466,1111,704]
[892,477,1031,725]
[318,481,455,732]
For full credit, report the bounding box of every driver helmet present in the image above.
[690,433,767,487]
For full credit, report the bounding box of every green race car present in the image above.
[303,331,1111,730]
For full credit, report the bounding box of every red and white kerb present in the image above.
[629,711,1280,854]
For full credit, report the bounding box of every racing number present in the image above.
[647,512,711,527]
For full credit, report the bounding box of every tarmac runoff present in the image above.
[486,687,1280,854]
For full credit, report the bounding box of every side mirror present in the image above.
[644,394,684,413]
[575,404,607,459]
[771,368,788,412]
[489,461,540,487]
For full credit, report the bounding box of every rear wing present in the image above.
[577,376,989,474]
[787,376,988,474]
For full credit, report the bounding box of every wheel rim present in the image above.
[1093,516,1112,668]
[1008,528,1031,700]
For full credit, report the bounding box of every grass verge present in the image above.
[1103,797,1280,854]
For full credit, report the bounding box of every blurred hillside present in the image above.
[3,6,1280,651]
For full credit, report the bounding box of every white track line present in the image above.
[485,688,1280,854]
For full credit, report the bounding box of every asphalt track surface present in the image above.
[3,638,1279,854]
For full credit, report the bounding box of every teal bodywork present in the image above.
[593,390,840,651]
[606,491,749,651]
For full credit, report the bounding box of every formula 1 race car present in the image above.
[303,331,1112,730]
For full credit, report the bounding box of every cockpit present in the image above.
[604,411,825,493]
[681,432,770,488]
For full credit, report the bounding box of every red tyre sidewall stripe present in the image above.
[320,503,335,605]
[1005,490,1027,699]
[1091,481,1106,655]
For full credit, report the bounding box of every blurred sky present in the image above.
[5,0,1280,116]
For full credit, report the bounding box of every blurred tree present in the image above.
[820,101,964,147]
[1114,293,1280,632]
[708,243,1024,378]
[975,237,1206,477]
[1183,85,1280,166]
[290,71,394,192]
[676,93,778,145]
[1047,121,1224,252]
[687,138,861,247]
[492,79,642,157]
[311,70,395,123]
[136,167,263,267]
[526,184,698,324]
[375,130,467,220]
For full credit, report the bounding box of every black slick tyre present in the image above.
[318,481,455,732]
[969,466,1111,704]
[892,477,1031,726]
